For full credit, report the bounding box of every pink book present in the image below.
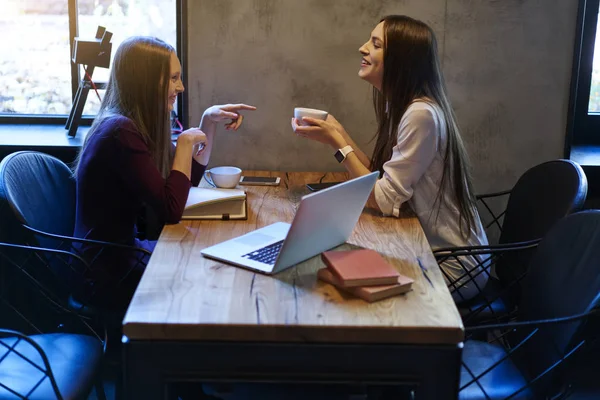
[318,269,413,302]
[321,249,400,287]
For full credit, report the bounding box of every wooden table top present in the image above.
[123,171,464,345]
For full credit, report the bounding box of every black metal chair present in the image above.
[0,151,151,313]
[458,210,600,399]
[435,159,588,325]
[0,242,106,400]
[0,329,104,400]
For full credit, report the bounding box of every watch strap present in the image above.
[334,145,354,163]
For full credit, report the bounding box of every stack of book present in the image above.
[318,249,414,302]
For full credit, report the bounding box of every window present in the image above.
[590,7,600,112]
[566,0,600,151]
[0,2,71,116]
[0,0,184,124]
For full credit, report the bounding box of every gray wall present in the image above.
[187,0,577,192]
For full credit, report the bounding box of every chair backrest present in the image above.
[512,210,600,392]
[0,151,76,244]
[496,159,587,284]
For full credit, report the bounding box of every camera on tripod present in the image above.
[72,26,112,68]
[66,26,113,137]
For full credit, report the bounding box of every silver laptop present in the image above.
[200,171,379,274]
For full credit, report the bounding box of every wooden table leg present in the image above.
[413,344,462,399]
[122,336,169,400]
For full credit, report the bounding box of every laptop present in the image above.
[200,171,379,274]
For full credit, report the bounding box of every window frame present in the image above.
[0,0,187,128]
[566,0,600,155]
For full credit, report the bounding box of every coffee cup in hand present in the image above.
[204,166,242,189]
[294,107,328,126]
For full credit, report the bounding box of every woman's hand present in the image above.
[177,128,207,155]
[202,104,257,131]
[291,114,347,149]
[172,128,207,180]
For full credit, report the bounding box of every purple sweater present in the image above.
[75,115,205,243]
[74,115,205,306]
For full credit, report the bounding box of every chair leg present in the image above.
[114,365,123,400]
[94,378,107,400]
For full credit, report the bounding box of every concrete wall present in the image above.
[187,0,578,192]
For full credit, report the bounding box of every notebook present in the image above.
[321,249,401,287]
[317,268,413,302]
[182,187,247,220]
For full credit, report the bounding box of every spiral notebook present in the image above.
[182,187,247,220]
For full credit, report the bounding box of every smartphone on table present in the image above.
[305,181,343,192]
[239,176,281,186]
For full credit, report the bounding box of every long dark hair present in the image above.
[75,36,174,178]
[370,15,476,237]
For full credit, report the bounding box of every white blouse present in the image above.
[373,100,489,302]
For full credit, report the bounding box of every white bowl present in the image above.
[294,107,328,126]
[205,166,242,189]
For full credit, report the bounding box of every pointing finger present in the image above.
[225,104,257,111]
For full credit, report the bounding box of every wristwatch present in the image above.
[334,145,354,163]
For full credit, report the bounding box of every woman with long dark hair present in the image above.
[74,36,255,308]
[292,15,488,302]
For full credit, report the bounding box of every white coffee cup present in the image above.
[204,166,242,189]
[294,107,328,126]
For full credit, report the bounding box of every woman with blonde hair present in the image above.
[74,36,255,308]
[292,15,488,302]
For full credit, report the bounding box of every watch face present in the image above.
[334,150,345,163]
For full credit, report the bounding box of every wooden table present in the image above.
[122,171,464,399]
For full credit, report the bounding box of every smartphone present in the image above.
[305,181,343,192]
[239,176,281,186]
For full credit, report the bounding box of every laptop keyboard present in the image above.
[242,240,284,265]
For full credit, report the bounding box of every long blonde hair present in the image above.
[75,36,174,177]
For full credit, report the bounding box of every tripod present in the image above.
[66,26,112,137]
